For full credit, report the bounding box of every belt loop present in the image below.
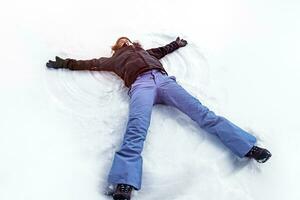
[151,70,156,83]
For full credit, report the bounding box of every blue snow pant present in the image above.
[107,69,257,190]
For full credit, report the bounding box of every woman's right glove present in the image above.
[46,56,67,69]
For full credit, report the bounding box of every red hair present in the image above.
[111,36,142,54]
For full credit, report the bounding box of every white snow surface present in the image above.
[1,0,300,200]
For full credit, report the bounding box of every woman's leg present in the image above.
[107,82,156,190]
[159,76,257,158]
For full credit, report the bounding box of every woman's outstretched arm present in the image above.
[146,37,187,59]
[46,56,114,72]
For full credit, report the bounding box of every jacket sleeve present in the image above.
[64,57,114,71]
[146,40,180,59]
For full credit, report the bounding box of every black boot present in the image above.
[245,146,272,163]
[112,183,134,200]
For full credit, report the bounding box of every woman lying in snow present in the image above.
[46,36,272,200]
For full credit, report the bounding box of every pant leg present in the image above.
[158,76,257,158]
[107,78,156,190]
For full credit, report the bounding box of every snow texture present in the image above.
[0,0,299,200]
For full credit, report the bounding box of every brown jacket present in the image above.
[63,40,181,87]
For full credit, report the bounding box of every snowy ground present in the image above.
[1,0,300,200]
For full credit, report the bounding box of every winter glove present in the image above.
[175,37,188,47]
[46,56,67,69]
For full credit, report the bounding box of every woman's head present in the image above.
[111,36,142,54]
[111,37,133,52]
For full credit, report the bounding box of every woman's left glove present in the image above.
[46,56,66,69]
[175,37,188,47]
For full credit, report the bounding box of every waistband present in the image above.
[138,68,167,77]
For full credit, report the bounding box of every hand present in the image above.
[175,37,188,47]
[46,56,66,69]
